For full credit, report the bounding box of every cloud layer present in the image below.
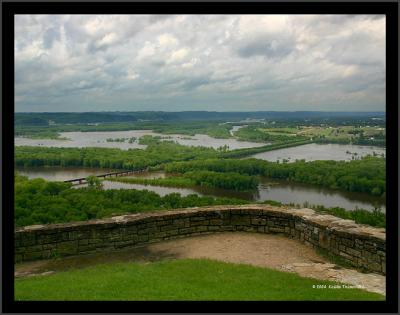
[15,15,385,112]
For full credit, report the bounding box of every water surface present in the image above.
[16,167,166,181]
[250,143,385,162]
[17,167,384,212]
[15,130,267,150]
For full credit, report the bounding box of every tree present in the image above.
[86,176,103,190]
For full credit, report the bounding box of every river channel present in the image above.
[15,130,267,151]
[250,143,385,162]
[17,167,385,212]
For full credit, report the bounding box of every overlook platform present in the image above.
[15,205,386,275]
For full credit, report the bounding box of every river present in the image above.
[16,167,385,212]
[250,143,385,162]
[15,130,267,151]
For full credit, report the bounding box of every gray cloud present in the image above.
[236,36,296,59]
[15,15,385,112]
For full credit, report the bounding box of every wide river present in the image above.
[17,167,385,212]
[250,143,385,162]
[15,130,267,151]
[15,130,384,162]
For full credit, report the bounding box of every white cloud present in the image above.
[167,47,190,64]
[157,33,178,47]
[14,14,385,112]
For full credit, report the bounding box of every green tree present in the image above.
[86,176,103,190]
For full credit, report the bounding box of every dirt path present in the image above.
[15,232,385,295]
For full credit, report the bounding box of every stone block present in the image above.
[220,225,235,232]
[114,240,134,249]
[138,227,159,235]
[137,235,149,242]
[24,245,43,253]
[295,221,306,231]
[340,238,354,247]
[207,226,221,231]
[269,227,285,233]
[195,226,208,233]
[190,220,208,227]
[126,225,138,234]
[318,233,329,249]
[78,239,89,246]
[166,229,179,237]
[20,237,36,247]
[377,250,385,257]
[36,233,61,244]
[42,243,57,250]
[57,241,78,255]
[339,251,353,261]
[78,244,98,253]
[209,219,223,226]
[230,215,250,226]
[251,218,267,226]
[88,238,102,244]
[363,241,377,252]
[190,216,206,222]
[243,226,257,233]
[367,261,382,273]
[345,247,361,258]
[171,219,187,228]
[151,231,168,239]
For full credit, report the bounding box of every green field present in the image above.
[15,259,384,301]
[259,125,385,146]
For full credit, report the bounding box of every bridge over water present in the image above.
[64,169,148,185]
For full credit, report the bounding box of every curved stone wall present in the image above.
[14,205,386,274]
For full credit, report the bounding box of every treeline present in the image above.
[219,139,313,158]
[183,171,258,191]
[261,200,385,228]
[15,174,385,228]
[234,125,308,143]
[15,111,386,126]
[164,156,386,196]
[14,174,247,227]
[15,121,233,140]
[15,139,313,172]
[315,136,386,147]
[111,170,259,191]
[15,142,219,170]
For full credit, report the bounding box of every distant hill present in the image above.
[15,111,385,126]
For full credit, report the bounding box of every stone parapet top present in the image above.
[16,204,385,241]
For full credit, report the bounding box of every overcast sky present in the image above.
[15,15,385,112]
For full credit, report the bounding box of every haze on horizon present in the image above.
[15,15,385,113]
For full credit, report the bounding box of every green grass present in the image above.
[15,259,384,301]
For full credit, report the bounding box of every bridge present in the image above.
[64,169,148,185]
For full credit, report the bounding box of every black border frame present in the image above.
[2,1,398,313]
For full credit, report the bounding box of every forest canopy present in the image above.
[164,156,386,196]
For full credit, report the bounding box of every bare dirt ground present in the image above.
[15,232,385,295]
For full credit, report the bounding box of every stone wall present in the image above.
[15,205,386,274]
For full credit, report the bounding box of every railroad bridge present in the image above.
[64,169,148,185]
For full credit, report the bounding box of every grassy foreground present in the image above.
[15,259,384,301]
